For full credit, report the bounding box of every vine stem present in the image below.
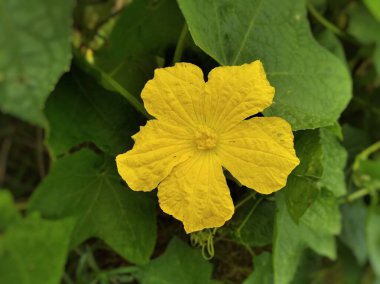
[172,23,188,64]
[73,50,151,119]
[341,188,371,204]
[236,196,264,238]
[307,2,348,39]
[98,69,150,119]
[235,192,256,210]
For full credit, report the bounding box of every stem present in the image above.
[98,68,151,119]
[243,244,255,258]
[343,188,371,203]
[235,192,256,210]
[307,2,347,39]
[236,196,264,237]
[91,9,124,38]
[73,51,150,119]
[370,190,379,209]
[172,23,188,64]
[86,245,101,274]
[353,141,380,171]
[358,141,380,159]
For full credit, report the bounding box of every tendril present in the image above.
[190,228,217,260]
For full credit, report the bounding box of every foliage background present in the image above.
[1,0,380,283]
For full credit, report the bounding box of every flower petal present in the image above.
[141,63,205,128]
[116,120,195,191]
[217,117,300,194]
[204,60,275,132]
[158,152,234,233]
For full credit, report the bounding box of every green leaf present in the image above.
[285,175,320,222]
[285,130,322,221]
[45,69,141,157]
[139,238,213,284]
[274,193,307,284]
[274,190,340,284]
[353,142,380,190]
[364,0,380,22]
[318,127,347,197]
[340,201,368,265]
[375,45,380,75]
[342,124,372,166]
[92,0,185,104]
[0,0,73,126]
[347,3,380,44]
[232,200,275,247]
[285,127,347,222]
[0,213,74,284]
[28,150,156,264]
[290,251,322,284]
[102,0,184,61]
[300,190,340,238]
[0,190,20,230]
[316,30,347,64]
[293,130,323,179]
[96,56,158,102]
[359,160,380,183]
[367,207,380,277]
[243,252,273,284]
[291,247,364,284]
[336,245,367,284]
[77,0,187,117]
[177,0,352,130]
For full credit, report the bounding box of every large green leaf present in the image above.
[274,190,340,284]
[364,0,380,21]
[358,160,380,185]
[318,127,347,197]
[348,3,380,44]
[316,30,347,64]
[243,252,273,284]
[367,207,380,277]
[0,190,20,230]
[95,56,158,102]
[340,201,368,265]
[285,130,322,221]
[28,150,156,265]
[0,0,73,126]
[292,130,323,179]
[45,69,141,157]
[375,45,380,75]
[347,2,380,75]
[93,0,185,102]
[103,0,184,61]
[0,210,74,284]
[285,127,347,222]
[342,124,372,166]
[231,200,275,247]
[285,175,320,222]
[139,238,213,284]
[353,142,380,190]
[177,0,351,130]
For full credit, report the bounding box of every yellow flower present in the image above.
[116,61,300,233]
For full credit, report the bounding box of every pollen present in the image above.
[194,125,218,150]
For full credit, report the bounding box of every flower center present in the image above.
[194,125,218,150]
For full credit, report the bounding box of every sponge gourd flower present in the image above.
[116,61,299,233]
